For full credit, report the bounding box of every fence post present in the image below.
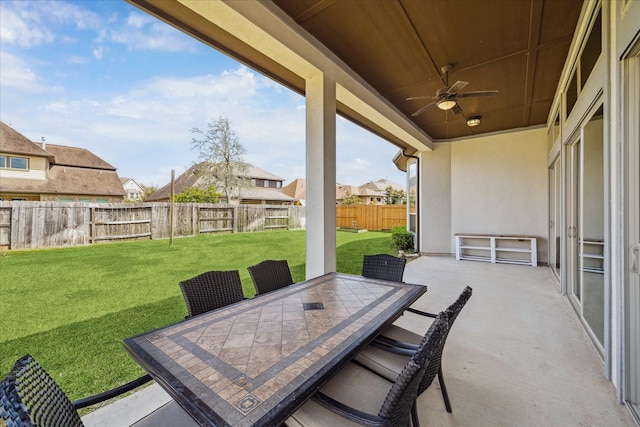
[90,207,95,244]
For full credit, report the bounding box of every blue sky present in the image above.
[0,0,406,189]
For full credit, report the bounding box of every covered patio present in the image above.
[81,256,635,426]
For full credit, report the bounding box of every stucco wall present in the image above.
[420,126,549,264]
[451,127,548,263]
[419,143,451,254]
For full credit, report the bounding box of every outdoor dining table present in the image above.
[123,272,427,427]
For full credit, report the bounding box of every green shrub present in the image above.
[391,226,414,251]
[174,186,222,203]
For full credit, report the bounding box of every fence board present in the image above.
[0,202,398,250]
[336,204,406,231]
[0,206,10,246]
[0,202,309,250]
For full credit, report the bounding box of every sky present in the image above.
[0,0,407,189]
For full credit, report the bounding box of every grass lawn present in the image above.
[0,229,395,402]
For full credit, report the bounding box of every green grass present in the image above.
[0,230,394,401]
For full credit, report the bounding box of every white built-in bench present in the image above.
[455,234,537,267]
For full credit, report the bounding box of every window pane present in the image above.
[566,70,578,117]
[10,157,28,169]
[0,156,6,168]
[581,10,601,88]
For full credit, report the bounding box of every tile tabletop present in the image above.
[124,272,427,426]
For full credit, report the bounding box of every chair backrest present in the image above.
[378,313,448,426]
[179,270,245,317]
[247,260,294,295]
[362,254,407,282]
[417,286,473,396]
[0,354,83,427]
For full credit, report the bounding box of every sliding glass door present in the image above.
[566,103,605,349]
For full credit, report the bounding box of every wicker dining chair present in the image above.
[355,286,473,426]
[285,313,448,427]
[179,270,245,318]
[362,254,407,283]
[247,260,294,295]
[0,354,197,427]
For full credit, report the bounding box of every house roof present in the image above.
[240,187,295,202]
[0,166,125,197]
[336,184,384,200]
[147,161,291,202]
[360,179,404,192]
[282,178,306,200]
[0,121,124,197]
[244,163,285,181]
[37,143,116,170]
[0,121,52,158]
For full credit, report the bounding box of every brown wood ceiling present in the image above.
[273,0,583,140]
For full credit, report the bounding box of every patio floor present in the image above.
[82,255,636,426]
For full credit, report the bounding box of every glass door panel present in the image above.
[549,157,562,280]
[407,160,418,252]
[581,105,604,346]
[567,137,581,304]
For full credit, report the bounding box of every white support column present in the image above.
[305,72,336,279]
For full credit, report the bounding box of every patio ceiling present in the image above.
[272,0,584,140]
[128,0,583,146]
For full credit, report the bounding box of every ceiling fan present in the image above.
[407,64,498,117]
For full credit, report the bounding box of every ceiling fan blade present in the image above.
[451,104,464,115]
[406,95,438,101]
[411,101,437,117]
[447,81,469,94]
[457,90,499,98]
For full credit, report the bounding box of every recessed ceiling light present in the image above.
[466,116,481,127]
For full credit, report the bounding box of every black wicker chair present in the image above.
[286,313,448,427]
[179,270,245,317]
[362,254,407,283]
[247,260,294,295]
[355,286,473,427]
[0,354,171,427]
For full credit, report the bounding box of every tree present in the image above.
[342,193,363,205]
[140,186,157,202]
[384,186,406,204]
[191,115,248,203]
[174,186,221,203]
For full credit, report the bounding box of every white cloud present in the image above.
[92,46,104,60]
[0,51,63,93]
[109,12,197,53]
[0,3,54,48]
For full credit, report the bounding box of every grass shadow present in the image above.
[0,296,185,401]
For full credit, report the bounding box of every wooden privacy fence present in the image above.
[336,204,407,231]
[0,202,305,250]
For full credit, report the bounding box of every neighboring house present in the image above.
[281,178,306,205]
[0,122,125,202]
[147,161,295,205]
[336,184,385,205]
[360,178,404,193]
[121,177,146,201]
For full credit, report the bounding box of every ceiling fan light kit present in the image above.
[466,116,481,127]
[437,99,457,110]
[408,64,498,119]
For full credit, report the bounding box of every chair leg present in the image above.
[411,400,421,427]
[438,367,452,413]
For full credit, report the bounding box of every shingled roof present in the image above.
[0,121,124,198]
[147,161,293,203]
[38,143,116,170]
[0,121,52,158]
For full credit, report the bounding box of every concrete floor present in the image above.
[82,256,636,427]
